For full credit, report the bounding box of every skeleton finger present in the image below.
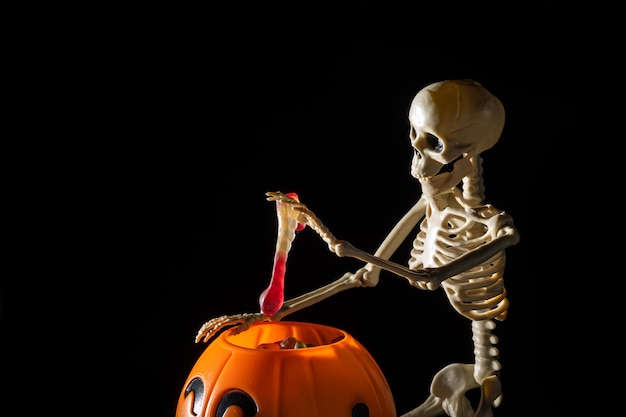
[266,192,341,248]
[265,191,302,205]
[194,313,268,343]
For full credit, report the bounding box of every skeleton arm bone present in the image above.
[336,225,519,290]
[285,194,434,287]
[196,267,374,342]
[196,268,372,343]
[272,270,365,320]
[289,193,436,284]
[298,195,520,290]
[363,196,427,282]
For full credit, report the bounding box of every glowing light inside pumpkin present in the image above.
[259,192,305,315]
[257,334,346,349]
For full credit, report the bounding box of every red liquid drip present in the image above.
[259,251,287,315]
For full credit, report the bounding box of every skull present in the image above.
[408,79,505,196]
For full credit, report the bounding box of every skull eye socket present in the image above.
[427,133,443,153]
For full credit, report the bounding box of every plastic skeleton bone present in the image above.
[195,79,520,417]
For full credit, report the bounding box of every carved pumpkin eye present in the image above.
[182,377,205,416]
[216,390,258,417]
[352,402,370,417]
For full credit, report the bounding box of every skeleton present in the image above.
[196,79,520,417]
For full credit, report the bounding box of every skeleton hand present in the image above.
[195,313,270,343]
[407,268,441,290]
[266,191,342,250]
[266,191,305,208]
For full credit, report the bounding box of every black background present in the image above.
[3,3,583,416]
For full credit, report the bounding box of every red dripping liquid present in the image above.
[259,252,287,315]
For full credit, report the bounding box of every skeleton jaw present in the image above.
[416,154,473,197]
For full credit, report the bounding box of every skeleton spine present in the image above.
[471,319,501,384]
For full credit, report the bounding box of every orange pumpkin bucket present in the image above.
[176,321,396,417]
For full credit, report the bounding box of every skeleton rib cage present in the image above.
[409,188,510,323]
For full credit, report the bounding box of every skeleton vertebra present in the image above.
[196,79,520,417]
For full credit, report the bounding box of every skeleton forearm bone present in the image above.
[273,269,365,320]
[335,241,431,284]
[195,268,371,343]
[336,228,519,289]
